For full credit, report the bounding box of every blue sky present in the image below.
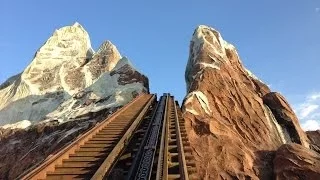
[1,1,320,130]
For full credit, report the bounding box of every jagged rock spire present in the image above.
[182,25,310,179]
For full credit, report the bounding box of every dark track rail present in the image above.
[106,100,158,179]
[133,94,168,180]
[20,94,155,180]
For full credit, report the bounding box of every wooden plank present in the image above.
[19,94,149,180]
[91,94,155,180]
[174,98,189,180]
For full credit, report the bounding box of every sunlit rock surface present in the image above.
[182,25,312,179]
[0,22,148,179]
[0,22,148,127]
[274,143,320,180]
[307,130,320,153]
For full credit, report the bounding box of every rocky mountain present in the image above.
[182,25,320,179]
[0,22,148,179]
[1,23,319,180]
[0,22,148,128]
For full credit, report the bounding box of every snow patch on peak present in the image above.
[185,90,212,115]
[28,22,93,66]
[192,25,237,60]
[2,120,31,129]
[197,25,220,35]
[51,22,92,52]
[185,107,200,116]
[188,25,230,71]
[20,22,95,94]
[244,68,264,83]
[94,40,122,71]
[73,22,82,27]
[199,62,220,70]
[54,22,89,39]
[194,25,263,84]
[186,25,230,91]
[222,39,236,51]
[96,41,118,54]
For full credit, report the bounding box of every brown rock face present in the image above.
[274,143,320,180]
[110,59,149,89]
[182,25,310,179]
[307,130,320,153]
[0,105,118,179]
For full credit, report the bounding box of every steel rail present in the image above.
[155,94,169,180]
[106,102,156,179]
[125,95,161,180]
[134,93,169,180]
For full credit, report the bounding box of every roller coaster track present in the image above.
[19,93,198,180]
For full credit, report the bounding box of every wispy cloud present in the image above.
[316,8,320,14]
[301,120,320,131]
[308,92,320,101]
[294,92,320,131]
[300,104,319,119]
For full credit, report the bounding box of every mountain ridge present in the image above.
[0,22,148,128]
